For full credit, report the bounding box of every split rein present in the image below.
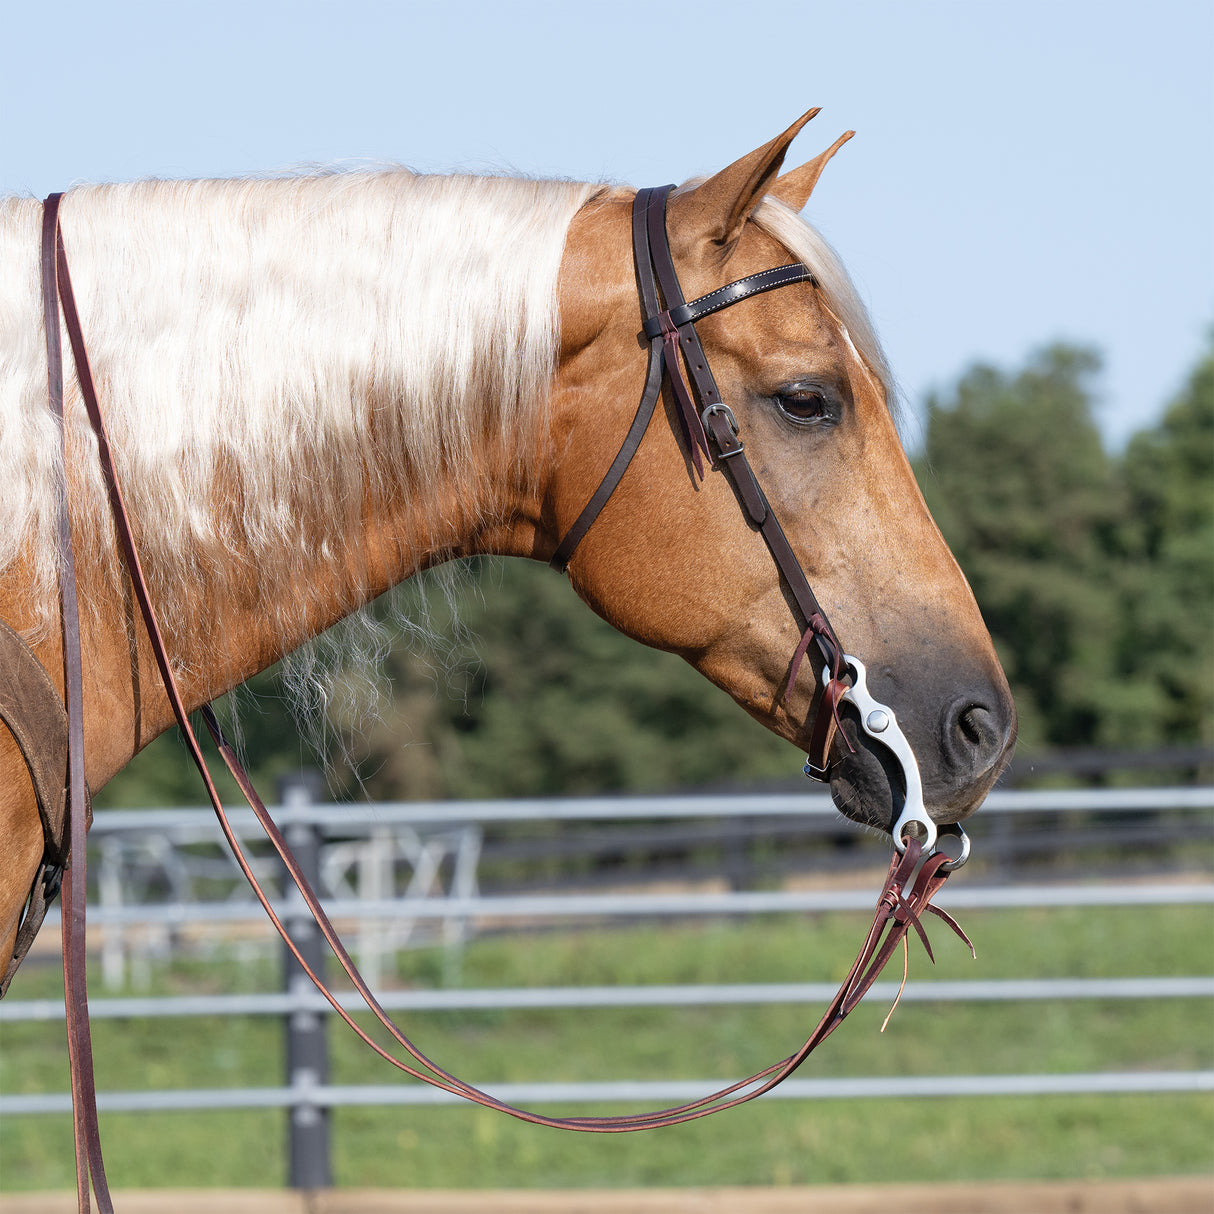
[33,190,973,1212]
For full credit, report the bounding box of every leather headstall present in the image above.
[553,186,850,776]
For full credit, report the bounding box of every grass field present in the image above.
[1,903,1211,1190]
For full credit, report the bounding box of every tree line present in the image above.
[98,337,1213,807]
[918,341,1211,760]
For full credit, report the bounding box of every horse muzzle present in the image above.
[817,654,1016,858]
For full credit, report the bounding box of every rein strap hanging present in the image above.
[42,191,114,1214]
[33,190,968,1209]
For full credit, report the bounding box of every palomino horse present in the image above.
[0,109,1014,987]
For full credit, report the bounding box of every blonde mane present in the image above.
[0,171,600,654]
[0,170,893,750]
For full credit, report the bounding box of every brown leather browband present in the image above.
[22,189,970,1212]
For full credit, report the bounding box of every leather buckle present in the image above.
[803,758,831,782]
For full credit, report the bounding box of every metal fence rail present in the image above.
[21,879,1214,936]
[2,787,1210,1189]
[6,975,1213,1023]
[78,783,1214,831]
[6,1070,1213,1117]
[57,784,1214,986]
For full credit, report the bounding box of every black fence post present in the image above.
[279,771,332,1190]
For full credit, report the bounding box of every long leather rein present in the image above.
[30,189,971,1212]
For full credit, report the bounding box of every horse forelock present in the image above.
[0,171,600,676]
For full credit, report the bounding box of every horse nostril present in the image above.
[958,705,986,748]
[943,698,1010,775]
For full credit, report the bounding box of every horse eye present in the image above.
[775,389,829,425]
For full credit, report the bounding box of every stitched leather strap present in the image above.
[642,264,817,337]
[42,193,114,1214]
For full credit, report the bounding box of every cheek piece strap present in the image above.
[553,186,956,861]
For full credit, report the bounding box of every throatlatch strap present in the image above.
[550,187,672,572]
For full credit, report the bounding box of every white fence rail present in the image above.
[9,1071,1214,1117]
[22,784,1214,977]
[6,976,1214,1027]
[1,787,1211,1186]
[79,783,1214,829]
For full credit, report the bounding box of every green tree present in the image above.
[1114,339,1214,746]
[916,338,1214,755]
[917,345,1122,749]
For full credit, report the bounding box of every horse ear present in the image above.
[768,130,856,212]
[669,108,822,251]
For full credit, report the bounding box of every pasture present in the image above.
[2,901,1210,1191]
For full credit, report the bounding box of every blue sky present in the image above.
[3,0,1211,448]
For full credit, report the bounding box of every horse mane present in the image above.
[0,169,895,757]
[0,171,603,655]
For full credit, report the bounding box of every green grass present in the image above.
[1,905,1212,1190]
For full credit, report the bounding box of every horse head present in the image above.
[0,118,1012,989]
[540,110,1016,837]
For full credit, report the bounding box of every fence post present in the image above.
[279,771,332,1190]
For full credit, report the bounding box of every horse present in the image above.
[0,108,1015,989]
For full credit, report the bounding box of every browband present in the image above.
[642,263,816,338]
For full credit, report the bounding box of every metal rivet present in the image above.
[866,709,890,734]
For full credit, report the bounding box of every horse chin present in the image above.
[825,720,903,835]
[824,714,998,836]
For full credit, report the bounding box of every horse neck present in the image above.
[0,173,599,775]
